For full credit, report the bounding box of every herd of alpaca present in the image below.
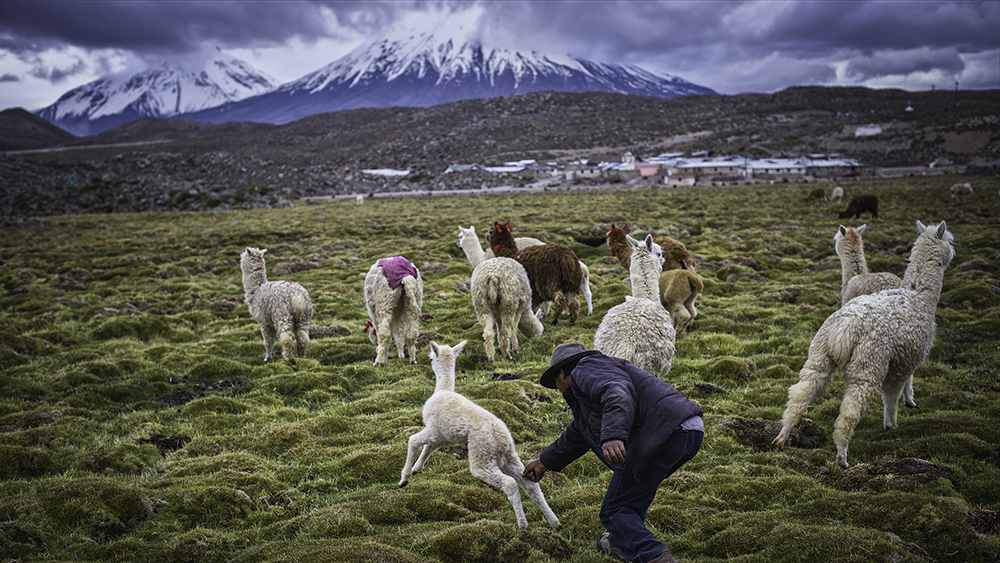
[239,205,956,525]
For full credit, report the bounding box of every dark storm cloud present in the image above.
[0,73,20,83]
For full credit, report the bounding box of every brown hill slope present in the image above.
[0,107,76,151]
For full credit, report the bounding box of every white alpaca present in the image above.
[240,247,313,361]
[835,224,913,407]
[773,221,955,468]
[831,186,844,203]
[399,341,561,531]
[835,224,903,306]
[364,256,423,366]
[950,182,972,201]
[470,257,544,362]
[593,234,676,379]
[457,225,593,316]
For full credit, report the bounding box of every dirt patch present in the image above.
[827,457,960,493]
[723,416,826,451]
[138,433,192,455]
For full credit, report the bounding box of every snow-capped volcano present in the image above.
[35,50,277,136]
[181,30,717,126]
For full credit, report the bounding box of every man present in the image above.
[523,343,704,563]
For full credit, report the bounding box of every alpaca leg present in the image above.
[549,291,566,325]
[536,301,550,319]
[374,318,391,365]
[773,354,834,449]
[480,311,497,363]
[582,278,593,315]
[833,372,884,468]
[903,374,917,408]
[566,291,580,325]
[469,460,528,529]
[881,370,911,429]
[411,443,442,475]
[400,430,432,487]
[404,320,419,364]
[295,325,310,358]
[505,453,561,530]
[261,325,276,362]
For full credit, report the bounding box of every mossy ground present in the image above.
[1,175,998,562]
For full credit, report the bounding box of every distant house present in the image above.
[855,124,882,137]
[744,158,806,179]
[666,170,697,186]
[634,162,661,176]
[806,157,862,178]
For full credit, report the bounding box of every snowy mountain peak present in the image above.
[35,52,277,136]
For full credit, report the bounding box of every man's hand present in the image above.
[523,459,548,482]
[602,440,627,464]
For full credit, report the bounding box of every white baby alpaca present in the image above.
[399,341,561,531]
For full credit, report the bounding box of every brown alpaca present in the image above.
[839,194,879,219]
[607,222,696,272]
[806,187,827,203]
[659,268,704,332]
[489,221,582,325]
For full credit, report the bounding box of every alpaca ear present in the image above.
[429,341,440,359]
[261,249,267,255]
[506,220,513,232]
[936,221,947,239]
[644,234,654,252]
[857,224,866,234]
[624,222,630,233]
[916,220,927,234]
[838,225,847,236]
[625,234,639,248]
[495,221,504,233]
[453,340,467,356]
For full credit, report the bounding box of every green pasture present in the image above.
[1,175,998,562]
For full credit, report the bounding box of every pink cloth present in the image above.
[378,256,417,289]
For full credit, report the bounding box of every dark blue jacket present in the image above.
[539,353,703,482]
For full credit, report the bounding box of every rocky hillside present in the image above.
[2,87,997,221]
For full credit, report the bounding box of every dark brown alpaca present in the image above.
[606,222,696,272]
[489,221,582,325]
[839,194,879,219]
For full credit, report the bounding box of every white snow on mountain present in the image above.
[37,49,277,123]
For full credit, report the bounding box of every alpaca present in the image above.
[659,264,704,332]
[593,234,676,379]
[831,186,844,203]
[835,224,903,306]
[607,222,696,272]
[773,221,955,467]
[950,182,972,201]
[458,225,593,316]
[806,187,827,203]
[399,341,562,531]
[489,221,583,325]
[240,247,313,361]
[470,256,544,362]
[839,194,879,219]
[364,256,423,366]
[834,224,914,408]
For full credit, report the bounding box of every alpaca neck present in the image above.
[242,266,267,301]
[610,239,632,269]
[838,241,869,287]
[460,235,486,267]
[491,237,518,258]
[433,365,456,393]
[630,254,661,301]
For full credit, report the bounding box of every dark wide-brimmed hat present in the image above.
[540,343,601,389]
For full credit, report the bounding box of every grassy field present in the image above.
[1,175,998,563]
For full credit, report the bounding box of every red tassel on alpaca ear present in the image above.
[495,221,504,233]
[624,222,630,233]
[506,220,513,232]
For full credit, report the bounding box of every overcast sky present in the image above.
[1,0,998,112]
